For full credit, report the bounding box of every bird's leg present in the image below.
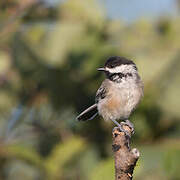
[111,119,131,138]
[111,119,121,127]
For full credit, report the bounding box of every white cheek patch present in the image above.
[106,65,136,74]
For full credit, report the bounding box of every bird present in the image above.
[77,56,143,135]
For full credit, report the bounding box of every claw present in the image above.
[111,119,134,138]
[112,126,120,133]
[119,124,131,139]
[121,120,134,134]
[112,122,131,139]
[112,125,124,133]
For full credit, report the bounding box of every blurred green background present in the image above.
[0,0,180,179]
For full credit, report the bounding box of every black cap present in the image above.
[105,56,136,68]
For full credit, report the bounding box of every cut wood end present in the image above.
[131,148,140,158]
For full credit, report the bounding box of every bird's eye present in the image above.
[133,65,137,70]
[110,64,114,68]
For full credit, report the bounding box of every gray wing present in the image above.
[95,81,107,103]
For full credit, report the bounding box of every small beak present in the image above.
[97,67,106,71]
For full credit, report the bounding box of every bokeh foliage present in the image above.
[0,0,180,179]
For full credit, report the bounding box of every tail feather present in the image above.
[76,104,98,121]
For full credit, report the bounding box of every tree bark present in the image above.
[112,124,140,180]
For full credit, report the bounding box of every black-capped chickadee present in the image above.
[77,56,143,135]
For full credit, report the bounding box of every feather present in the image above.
[76,104,98,121]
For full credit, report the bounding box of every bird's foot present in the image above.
[112,124,131,139]
[121,120,134,135]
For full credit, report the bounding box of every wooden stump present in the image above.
[112,124,140,180]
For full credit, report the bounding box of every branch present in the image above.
[112,124,140,180]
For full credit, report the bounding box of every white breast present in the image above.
[98,77,143,122]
